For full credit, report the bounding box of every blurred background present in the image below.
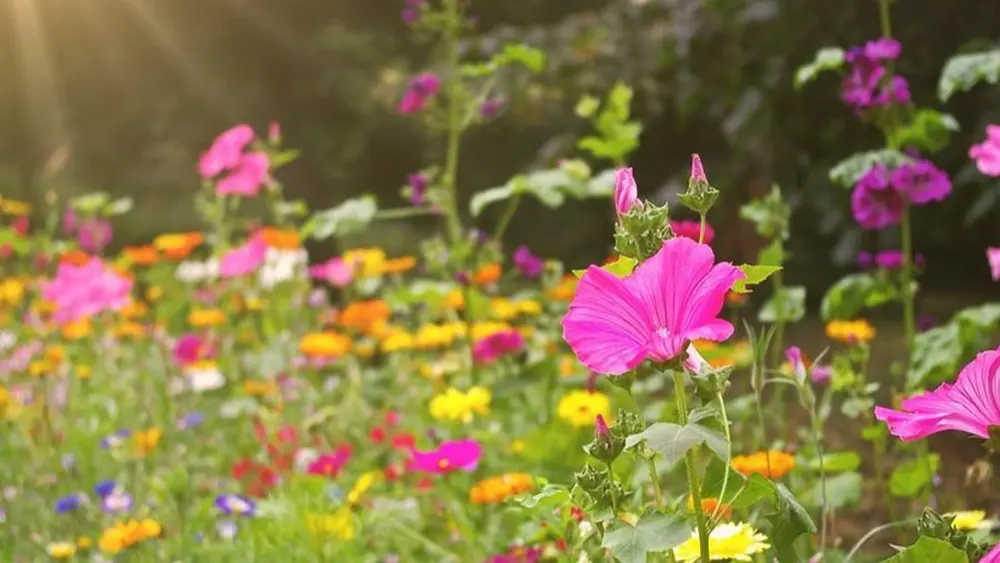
[1,0,999,302]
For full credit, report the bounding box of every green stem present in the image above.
[673,371,711,562]
[606,460,619,516]
[753,387,773,477]
[810,397,828,550]
[698,213,707,244]
[492,194,521,243]
[899,202,916,375]
[711,392,732,521]
[877,0,893,38]
[373,207,439,221]
[628,391,664,509]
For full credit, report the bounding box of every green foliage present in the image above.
[732,265,783,294]
[572,255,637,279]
[808,452,861,473]
[938,49,1000,101]
[887,109,959,154]
[889,454,939,498]
[624,421,728,466]
[805,472,862,509]
[576,82,642,165]
[469,162,614,216]
[880,536,970,563]
[828,150,913,188]
[820,273,899,321]
[908,303,1000,388]
[768,483,818,563]
[739,185,790,240]
[601,513,691,563]
[301,196,378,240]
[794,47,846,89]
[758,286,806,324]
[464,43,547,77]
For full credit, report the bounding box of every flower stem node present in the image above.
[585,414,625,464]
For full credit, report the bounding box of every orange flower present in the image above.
[446,290,464,309]
[469,473,534,504]
[687,496,733,519]
[154,232,203,260]
[299,332,351,358]
[122,245,158,266]
[339,300,391,336]
[473,263,501,286]
[546,275,577,301]
[243,379,279,397]
[133,427,163,456]
[731,450,796,479]
[60,250,91,266]
[381,256,417,275]
[114,322,146,339]
[258,227,301,250]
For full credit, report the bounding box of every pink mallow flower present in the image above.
[219,236,267,278]
[215,152,271,197]
[970,125,1000,177]
[982,542,1000,563]
[670,220,715,245]
[851,164,904,230]
[41,258,132,324]
[199,125,255,178]
[563,236,744,376]
[399,73,441,114]
[614,168,638,216]
[988,248,1000,281]
[409,439,483,474]
[309,257,354,287]
[77,218,113,253]
[875,346,1000,441]
[890,158,952,204]
[473,330,525,365]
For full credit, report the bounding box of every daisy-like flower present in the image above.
[731,451,796,479]
[672,522,770,562]
[947,510,994,531]
[46,542,76,559]
[215,494,256,517]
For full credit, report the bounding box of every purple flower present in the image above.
[512,245,544,278]
[77,218,113,253]
[480,98,505,119]
[399,73,440,114]
[840,37,910,112]
[408,173,428,206]
[851,164,904,230]
[55,494,84,513]
[863,37,902,61]
[102,490,132,513]
[215,494,256,517]
[401,0,424,24]
[857,251,874,270]
[890,158,951,204]
[100,429,132,449]
[918,314,936,332]
[473,330,525,365]
[94,480,117,498]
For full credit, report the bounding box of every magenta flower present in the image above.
[987,248,1000,281]
[890,159,951,204]
[399,73,441,114]
[199,125,255,178]
[173,333,212,366]
[216,152,271,197]
[670,220,715,244]
[614,168,639,216]
[563,236,745,375]
[473,330,525,365]
[220,236,267,278]
[689,154,707,184]
[512,245,544,278]
[862,37,902,60]
[480,98,505,119]
[408,173,428,206]
[306,446,353,478]
[401,0,425,24]
[875,347,1000,441]
[62,208,78,235]
[970,125,1000,177]
[408,439,483,474]
[982,542,1000,563]
[786,346,806,382]
[841,37,910,112]
[41,258,132,324]
[851,164,904,230]
[77,218,114,253]
[309,257,354,287]
[860,250,924,271]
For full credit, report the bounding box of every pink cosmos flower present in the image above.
[473,330,525,365]
[852,164,904,230]
[309,257,354,287]
[408,439,483,474]
[970,125,1000,177]
[77,218,113,253]
[890,158,952,204]
[563,236,745,375]
[614,168,638,216]
[172,333,213,366]
[982,542,1000,563]
[988,248,1000,281]
[875,346,1000,441]
[670,220,715,245]
[199,125,255,178]
[399,73,441,114]
[41,258,132,324]
[220,236,267,278]
[215,152,271,197]
[306,446,353,478]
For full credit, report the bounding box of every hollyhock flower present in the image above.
[216,152,270,197]
[199,124,254,178]
[890,159,952,204]
[77,218,113,253]
[309,257,354,287]
[863,37,902,60]
[409,439,483,474]
[473,330,525,365]
[851,164,904,230]
[988,248,1000,281]
[563,236,744,375]
[512,245,544,278]
[41,258,132,324]
[982,542,1000,563]
[614,168,638,216]
[670,220,715,244]
[306,446,353,478]
[408,174,428,206]
[875,346,1000,441]
[969,125,1000,177]
[399,73,441,114]
[220,236,267,278]
[690,153,707,184]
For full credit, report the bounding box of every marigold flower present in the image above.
[121,245,158,266]
[731,450,795,479]
[672,522,769,562]
[473,263,502,286]
[825,319,876,344]
[0,278,25,307]
[557,390,611,429]
[381,256,417,275]
[688,496,733,519]
[470,473,534,504]
[299,331,351,358]
[188,308,225,328]
[429,387,492,423]
[258,227,301,250]
[133,427,163,456]
[339,300,391,336]
[97,518,161,553]
[153,232,203,260]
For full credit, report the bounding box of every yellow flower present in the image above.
[429,387,492,423]
[347,472,379,505]
[145,286,163,302]
[306,508,355,540]
[76,536,93,550]
[731,450,796,479]
[825,319,876,344]
[61,318,92,340]
[46,542,76,559]
[0,198,31,216]
[489,298,543,321]
[413,323,459,349]
[44,345,66,364]
[188,308,225,328]
[76,365,92,380]
[298,331,351,358]
[114,322,146,339]
[0,277,25,307]
[339,300,391,336]
[380,328,414,352]
[420,354,462,380]
[118,302,148,319]
[98,519,161,553]
[557,390,611,429]
[509,440,525,454]
[948,510,992,531]
[343,248,387,278]
[469,321,514,341]
[133,427,162,456]
[153,232,203,260]
[673,522,770,562]
[243,379,278,397]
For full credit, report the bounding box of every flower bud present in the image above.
[594,414,610,440]
[679,154,719,216]
[689,153,707,185]
[585,415,624,464]
[614,168,639,216]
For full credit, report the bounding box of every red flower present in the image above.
[391,433,415,451]
[370,426,386,444]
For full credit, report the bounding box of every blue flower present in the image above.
[214,494,255,517]
[94,480,117,498]
[54,493,84,513]
[100,429,132,449]
[177,412,205,430]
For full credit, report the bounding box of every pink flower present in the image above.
[267,122,281,144]
[306,446,353,478]
[408,439,483,474]
[309,257,354,287]
[852,164,904,230]
[670,220,715,244]
[689,154,707,184]
[594,414,611,439]
[399,73,441,114]
[219,236,267,278]
[62,208,78,234]
[563,236,745,375]
[875,347,1000,441]
[77,218,113,253]
[199,125,255,178]
[970,125,1000,177]
[982,542,1000,563]
[41,258,132,324]
[173,333,212,366]
[512,246,544,278]
[473,330,525,365]
[988,248,1000,281]
[890,158,952,204]
[614,168,638,216]
[786,346,806,382]
[216,152,271,197]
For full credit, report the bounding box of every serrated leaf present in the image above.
[829,150,913,188]
[820,273,899,321]
[731,265,782,294]
[601,514,691,563]
[881,536,969,563]
[573,256,638,279]
[512,484,567,509]
[938,49,1000,102]
[625,422,728,465]
[301,196,377,240]
[795,47,846,89]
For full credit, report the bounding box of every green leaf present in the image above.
[809,452,861,473]
[908,324,962,388]
[794,47,846,89]
[103,197,133,216]
[0,228,29,256]
[701,459,774,510]
[301,196,378,240]
[805,472,862,509]
[575,96,600,118]
[889,454,940,498]
[625,422,728,465]
[601,514,691,563]
[731,265,782,294]
[758,239,784,267]
[888,110,960,154]
[512,484,567,509]
[71,191,111,214]
[497,43,546,73]
[469,184,517,216]
[881,536,970,563]
[820,273,899,321]
[270,148,302,168]
[573,256,638,279]
[758,286,806,324]
[829,150,913,188]
[768,482,818,563]
[938,49,1000,102]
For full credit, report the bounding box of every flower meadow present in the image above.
[4,2,1000,563]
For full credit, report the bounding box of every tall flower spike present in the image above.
[563,237,745,375]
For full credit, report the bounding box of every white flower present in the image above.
[176,258,219,283]
[578,520,594,539]
[576,553,591,563]
[184,363,225,392]
[0,330,15,352]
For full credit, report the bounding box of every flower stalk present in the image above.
[673,370,711,562]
